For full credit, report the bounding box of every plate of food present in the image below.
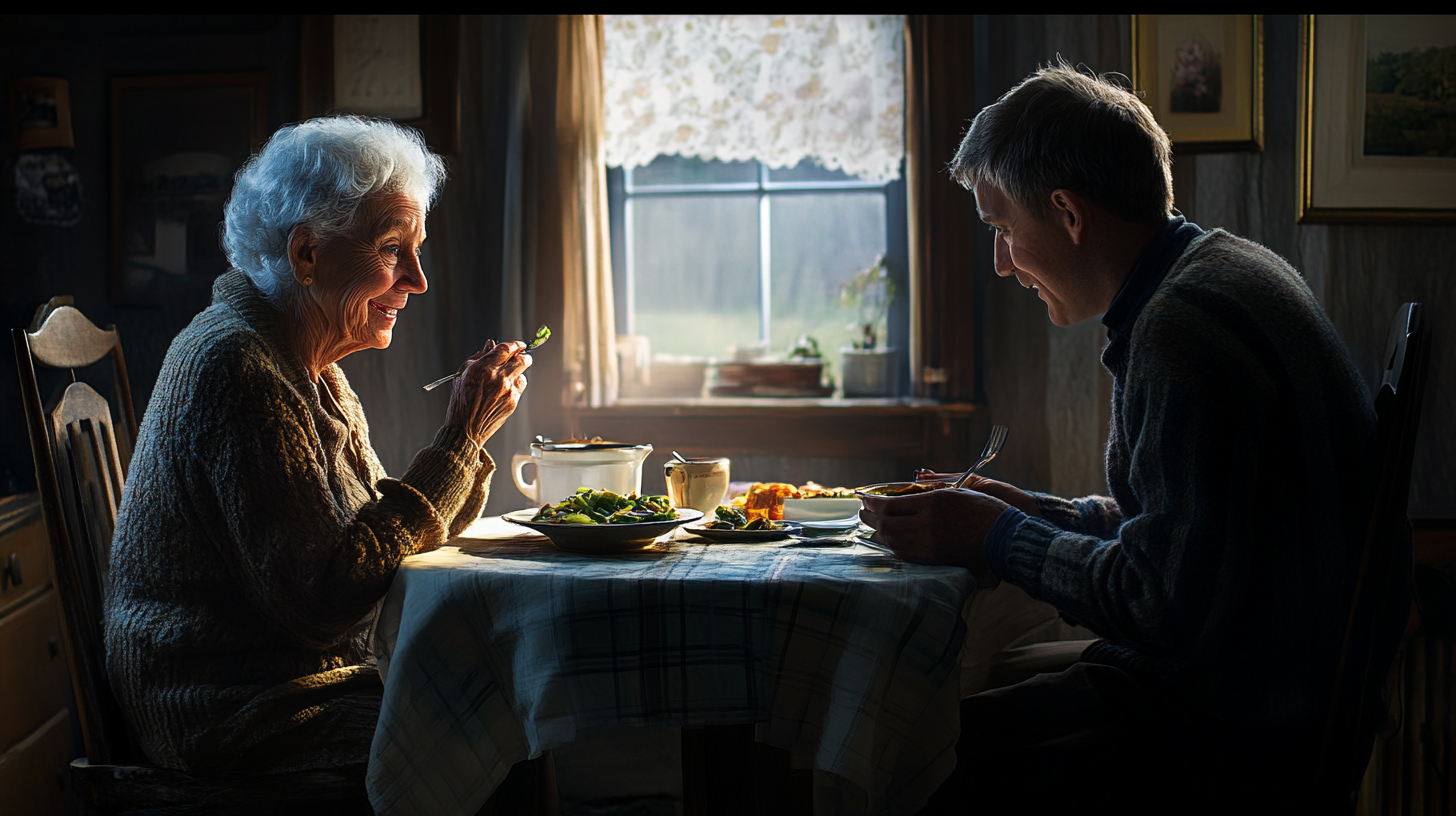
[854,480,955,498]
[730,481,859,522]
[504,489,703,553]
[685,506,800,542]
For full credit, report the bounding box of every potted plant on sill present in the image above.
[838,254,897,397]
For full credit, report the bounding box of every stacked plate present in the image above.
[781,497,861,534]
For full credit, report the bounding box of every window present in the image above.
[602,15,907,394]
[608,156,905,374]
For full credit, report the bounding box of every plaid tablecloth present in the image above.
[367,518,975,816]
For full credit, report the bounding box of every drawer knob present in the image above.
[49,636,60,658]
[1,553,19,589]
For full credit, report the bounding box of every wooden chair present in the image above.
[1317,302,1430,809]
[15,297,371,815]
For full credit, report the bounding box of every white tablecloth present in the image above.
[367,518,975,816]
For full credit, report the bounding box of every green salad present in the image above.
[532,488,677,525]
[704,505,782,531]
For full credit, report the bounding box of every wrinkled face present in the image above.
[974,181,1099,327]
[311,192,428,351]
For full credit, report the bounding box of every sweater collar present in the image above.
[1102,214,1204,342]
[211,270,317,396]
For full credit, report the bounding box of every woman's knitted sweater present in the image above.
[1005,230,1385,766]
[105,270,493,771]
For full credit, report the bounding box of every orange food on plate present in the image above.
[731,481,853,520]
[740,482,797,520]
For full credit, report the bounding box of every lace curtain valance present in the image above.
[603,15,905,183]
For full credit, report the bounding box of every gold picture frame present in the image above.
[1131,15,1263,153]
[11,77,75,151]
[1297,15,1456,224]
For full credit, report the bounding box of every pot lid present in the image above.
[531,437,649,452]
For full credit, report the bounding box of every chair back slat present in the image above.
[61,409,121,599]
[27,305,123,371]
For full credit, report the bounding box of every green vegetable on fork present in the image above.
[421,325,550,391]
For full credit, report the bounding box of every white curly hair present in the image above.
[222,116,447,301]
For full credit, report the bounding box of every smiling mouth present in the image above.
[370,301,399,320]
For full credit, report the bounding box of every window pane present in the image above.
[769,191,887,378]
[767,158,862,184]
[628,154,757,187]
[630,195,760,358]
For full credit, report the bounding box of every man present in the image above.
[861,63,1400,811]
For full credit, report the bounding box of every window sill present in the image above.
[585,396,978,415]
[565,398,983,473]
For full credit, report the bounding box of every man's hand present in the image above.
[858,488,1010,585]
[914,470,1040,517]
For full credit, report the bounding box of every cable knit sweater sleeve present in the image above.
[1028,492,1124,540]
[183,329,488,649]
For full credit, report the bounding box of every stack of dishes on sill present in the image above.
[708,343,831,398]
[710,360,830,398]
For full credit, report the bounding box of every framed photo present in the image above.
[110,72,267,305]
[1297,15,1456,224]
[298,15,460,155]
[11,77,75,150]
[1131,15,1263,152]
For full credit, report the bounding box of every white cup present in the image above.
[664,457,730,515]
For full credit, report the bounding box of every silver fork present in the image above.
[952,425,1009,489]
[422,327,551,392]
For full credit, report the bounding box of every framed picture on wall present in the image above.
[110,72,267,306]
[1131,15,1263,153]
[1297,15,1456,224]
[11,77,75,150]
[298,15,460,155]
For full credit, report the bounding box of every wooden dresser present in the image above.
[0,493,73,815]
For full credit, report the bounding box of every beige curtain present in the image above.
[528,15,617,412]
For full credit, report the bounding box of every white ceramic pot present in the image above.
[840,348,898,397]
[511,442,654,506]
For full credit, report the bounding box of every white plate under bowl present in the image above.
[782,497,861,523]
[796,517,861,534]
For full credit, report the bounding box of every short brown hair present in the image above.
[949,60,1173,226]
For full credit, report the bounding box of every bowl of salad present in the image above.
[503,488,703,553]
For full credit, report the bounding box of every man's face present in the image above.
[974,181,1101,327]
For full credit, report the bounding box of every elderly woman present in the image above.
[105,117,536,795]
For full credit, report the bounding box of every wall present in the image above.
[0,16,540,517]
[1186,16,1456,517]
[1,15,301,493]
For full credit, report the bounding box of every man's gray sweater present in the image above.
[1005,230,1382,769]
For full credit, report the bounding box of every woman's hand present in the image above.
[445,340,531,447]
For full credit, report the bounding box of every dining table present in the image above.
[365,515,976,816]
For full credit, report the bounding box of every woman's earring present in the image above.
[302,276,313,286]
